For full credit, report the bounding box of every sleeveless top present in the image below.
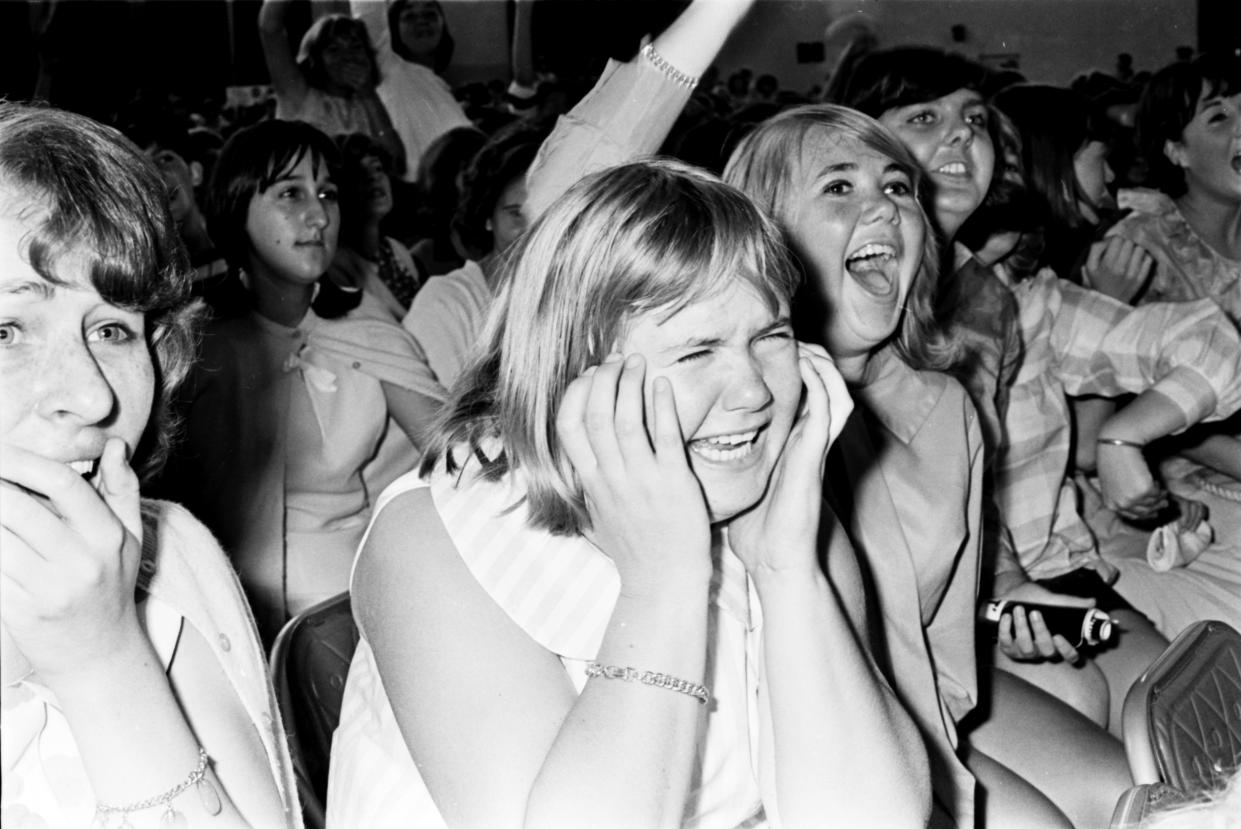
[326,458,773,827]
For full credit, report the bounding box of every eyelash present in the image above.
[677,350,710,365]
[90,322,138,344]
[674,330,792,364]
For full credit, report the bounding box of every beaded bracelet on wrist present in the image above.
[640,43,699,90]
[585,661,710,705]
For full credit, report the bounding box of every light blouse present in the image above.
[167,309,442,642]
[0,500,301,828]
[827,347,982,827]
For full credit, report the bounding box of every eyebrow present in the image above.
[814,161,908,177]
[0,278,54,298]
[815,161,856,177]
[662,315,792,351]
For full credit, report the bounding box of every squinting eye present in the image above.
[908,111,935,125]
[676,350,710,365]
[822,181,851,195]
[760,330,793,345]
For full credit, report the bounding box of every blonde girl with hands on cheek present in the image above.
[0,103,298,827]
[326,159,929,828]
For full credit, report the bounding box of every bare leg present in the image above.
[1091,609,1168,736]
[993,649,1111,727]
[966,670,1131,829]
[966,748,1073,829]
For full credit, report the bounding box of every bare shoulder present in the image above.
[353,486,454,637]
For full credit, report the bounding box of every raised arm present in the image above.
[258,0,311,108]
[510,0,537,98]
[523,0,755,220]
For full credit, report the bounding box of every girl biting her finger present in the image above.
[0,102,298,828]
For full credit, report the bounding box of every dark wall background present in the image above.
[1,0,1236,125]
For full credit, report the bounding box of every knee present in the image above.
[1059,662,1110,726]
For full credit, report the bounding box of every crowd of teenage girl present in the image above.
[2,0,1239,826]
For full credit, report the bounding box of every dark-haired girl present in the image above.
[163,119,442,643]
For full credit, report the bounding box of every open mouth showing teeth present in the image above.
[936,162,968,176]
[67,459,98,479]
[845,243,900,296]
[689,429,761,463]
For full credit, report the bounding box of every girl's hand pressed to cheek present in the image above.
[556,354,711,598]
[729,342,852,581]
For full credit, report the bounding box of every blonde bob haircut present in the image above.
[420,159,800,535]
[723,104,957,372]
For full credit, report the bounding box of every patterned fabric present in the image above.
[326,459,771,828]
[827,348,982,827]
[329,237,422,321]
[942,244,1023,458]
[374,237,422,310]
[1,500,301,828]
[1107,189,1241,324]
[994,266,1241,579]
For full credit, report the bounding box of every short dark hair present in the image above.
[831,46,991,117]
[334,131,394,239]
[388,0,455,74]
[414,125,487,234]
[992,83,1103,231]
[1136,50,1241,198]
[452,119,550,259]
[296,14,381,91]
[205,119,340,271]
[0,102,199,480]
